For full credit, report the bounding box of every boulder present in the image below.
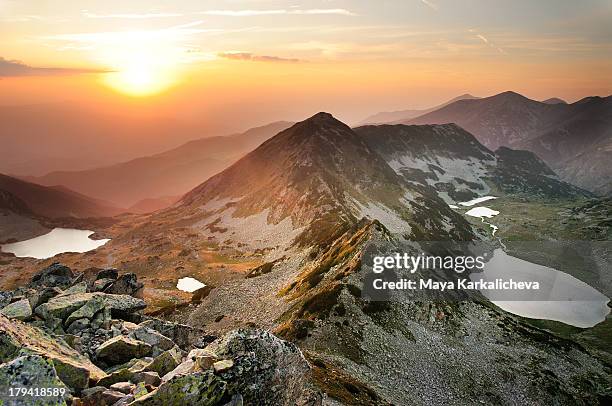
[80,386,107,405]
[132,382,148,399]
[36,293,146,324]
[213,359,234,374]
[96,336,152,365]
[129,326,175,354]
[93,278,115,292]
[110,381,134,394]
[35,293,94,322]
[102,389,126,404]
[0,315,106,389]
[160,360,197,383]
[66,318,91,335]
[0,297,32,321]
[66,295,105,326]
[138,318,205,350]
[203,329,313,405]
[29,286,62,309]
[29,263,74,288]
[61,281,88,295]
[104,273,143,297]
[132,371,161,387]
[96,268,119,281]
[97,368,135,388]
[144,348,182,377]
[129,370,227,406]
[0,355,71,404]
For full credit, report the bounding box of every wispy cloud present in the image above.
[200,9,356,17]
[469,29,505,54]
[43,21,221,44]
[82,11,183,19]
[0,57,107,77]
[218,52,302,63]
[420,0,439,11]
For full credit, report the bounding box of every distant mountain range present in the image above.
[149,113,585,250]
[0,174,121,219]
[0,174,122,242]
[358,93,479,125]
[26,121,293,208]
[402,91,612,195]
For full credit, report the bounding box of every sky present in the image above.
[0,0,611,130]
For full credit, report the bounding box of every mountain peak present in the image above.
[495,90,529,100]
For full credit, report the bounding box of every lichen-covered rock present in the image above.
[160,359,197,383]
[29,287,62,310]
[131,382,148,399]
[204,329,314,405]
[60,281,88,296]
[0,298,32,321]
[66,318,91,335]
[97,368,135,388]
[95,269,119,281]
[109,381,134,394]
[92,278,115,292]
[0,355,70,405]
[29,263,75,289]
[129,327,175,354]
[131,371,161,387]
[0,315,106,389]
[137,319,204,350]
[66,295,105,326]
[144,348,182,377]
[36,293,146,324]
[129,370,227,406]
[96,336,152,365]
[104,273,143,297]
[35,294,94,322]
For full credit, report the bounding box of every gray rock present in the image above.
[97,368,135,388]
[212,359,233,374]
[144,348,182,377]
[29,263,74,288]
[102,389,127,404]
[28,287,62,309]
[0,298,32,321]
[80,386,107,405]
[0,355,70,405]
[223,394,244,406]
[96,336,152,365]
[129,370,226,406]
[104,273,143,297]
[96,268,119,281]
[130,327,175,355]
[131,371,161,387]
[66,318,90,335]
[160,360,196,383]
[65,295,105,326]
[60,281,88,295]
[204,329,313,405]
[93,278,116,292]
[110,381,134,394]
[138,318,204,350]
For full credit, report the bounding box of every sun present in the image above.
[104,56,177,97]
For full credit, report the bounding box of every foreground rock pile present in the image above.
[0,263,318,405]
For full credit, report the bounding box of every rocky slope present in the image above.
[404,91,612,195]
[0,263,318,405]
[355,124,589,202]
